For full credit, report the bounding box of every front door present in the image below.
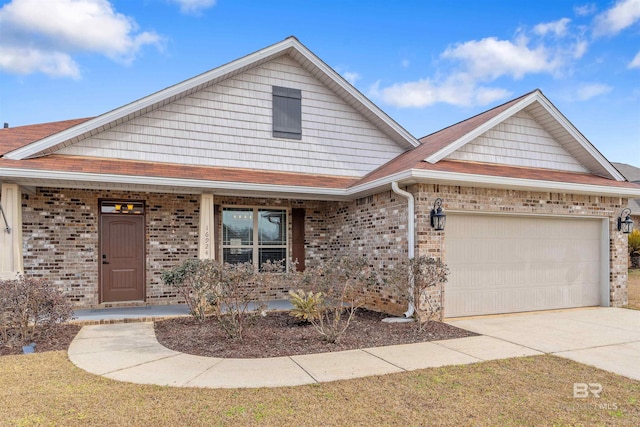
[100,203,145,303]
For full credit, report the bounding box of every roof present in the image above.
[2,37,419,161]
[1,40,639,201]
[612,162,640,182]
[0,118,92,156]
[612,163,640,214]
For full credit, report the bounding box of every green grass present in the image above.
[1,352,639,426]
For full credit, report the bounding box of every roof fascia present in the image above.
[408,168,640,198]
[533,94,626,181]
[425,91,541,164]
[0,167,351,200]
[290,41,420,149]
[4,39,299,160]
[3,165,639,200]
[5,38,419,160]
[425,91,626,182]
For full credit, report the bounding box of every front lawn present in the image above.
[626,269,640,310]
[1,352,638,426]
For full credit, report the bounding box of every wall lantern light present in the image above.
[618,208,634,234]
[430,198,446,231]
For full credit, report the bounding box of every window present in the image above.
[272,86,301,140]
[222,207,287,269]
[100,200,144,214]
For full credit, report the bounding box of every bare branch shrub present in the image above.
[0,276,74,346]
[162,259,221,322]
[299,255,375,343]
[386,256,449,331]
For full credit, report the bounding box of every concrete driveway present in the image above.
[447,307,640,381]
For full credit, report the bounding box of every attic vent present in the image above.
[356,195,374,206]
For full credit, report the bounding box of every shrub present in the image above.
[385,256,449,331]
[162,259,221,322]
[164,258,292,340]
[629,229,640,268]
[288,289,324,323]
[299,255,375,343]
[209,261,257,340]
[0,276,74,346]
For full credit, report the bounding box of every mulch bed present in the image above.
[155,309,477,358]
[0,324,82,356]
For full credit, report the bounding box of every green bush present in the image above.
[288,289,324,323]
[0,276,74,346]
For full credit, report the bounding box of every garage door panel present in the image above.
[445,214,603,317]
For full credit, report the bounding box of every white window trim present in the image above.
[221,205,289,271]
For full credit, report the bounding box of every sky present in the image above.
[0,0,639,167]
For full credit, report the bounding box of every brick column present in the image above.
[0,183,23,279]
[198,193,215,259]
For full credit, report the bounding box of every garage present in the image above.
[444,213,607,318]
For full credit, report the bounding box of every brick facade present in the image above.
[22,188,199,307]
[18,185,630,314]
[413,184,630,317]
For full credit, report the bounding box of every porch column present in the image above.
[0,183,23,279]
[198,193,215,260]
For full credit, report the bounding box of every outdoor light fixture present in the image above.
[430,198,446,231]
[618,208,634,234]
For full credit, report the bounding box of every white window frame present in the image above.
[221,205,289,271]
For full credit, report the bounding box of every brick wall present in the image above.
[323,190,410,315]
[413,184,630,316]
[18,185,630,314]
[22,188,199,308]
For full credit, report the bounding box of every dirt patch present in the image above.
[154,309,477,358]
[0,324,82,356]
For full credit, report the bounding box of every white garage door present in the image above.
[445,214,605,318]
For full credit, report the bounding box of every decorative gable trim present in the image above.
[4,37,419,161]
[425,90,625,181]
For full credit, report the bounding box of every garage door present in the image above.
[445,214,604,317]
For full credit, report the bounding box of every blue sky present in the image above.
[1,0,639,167]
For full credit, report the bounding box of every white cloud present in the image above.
[342,71,360,85]
[629,51,640,68]
[371,74,511,108]
[0,0,162,77]
[170,0,217,14]
[576,83,612,100]
[534,18,571,37]
[441,36,560,80]
[573,40,589,58]
[0,46,80,78]
[574,3,597,16]
[593,0,640,36]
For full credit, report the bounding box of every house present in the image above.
[612,162,640,226]
[1,37,639,318]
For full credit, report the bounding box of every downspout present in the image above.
[391,182,415,318]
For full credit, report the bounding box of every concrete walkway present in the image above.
[68,323,540,388]
[448,307,640,381]
[68,307,640,388]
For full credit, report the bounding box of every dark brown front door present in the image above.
[100,215,145,302]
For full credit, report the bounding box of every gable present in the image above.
[54,56,405,177]
[445,110,589,173]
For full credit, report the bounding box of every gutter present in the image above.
[391,182,415,318]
